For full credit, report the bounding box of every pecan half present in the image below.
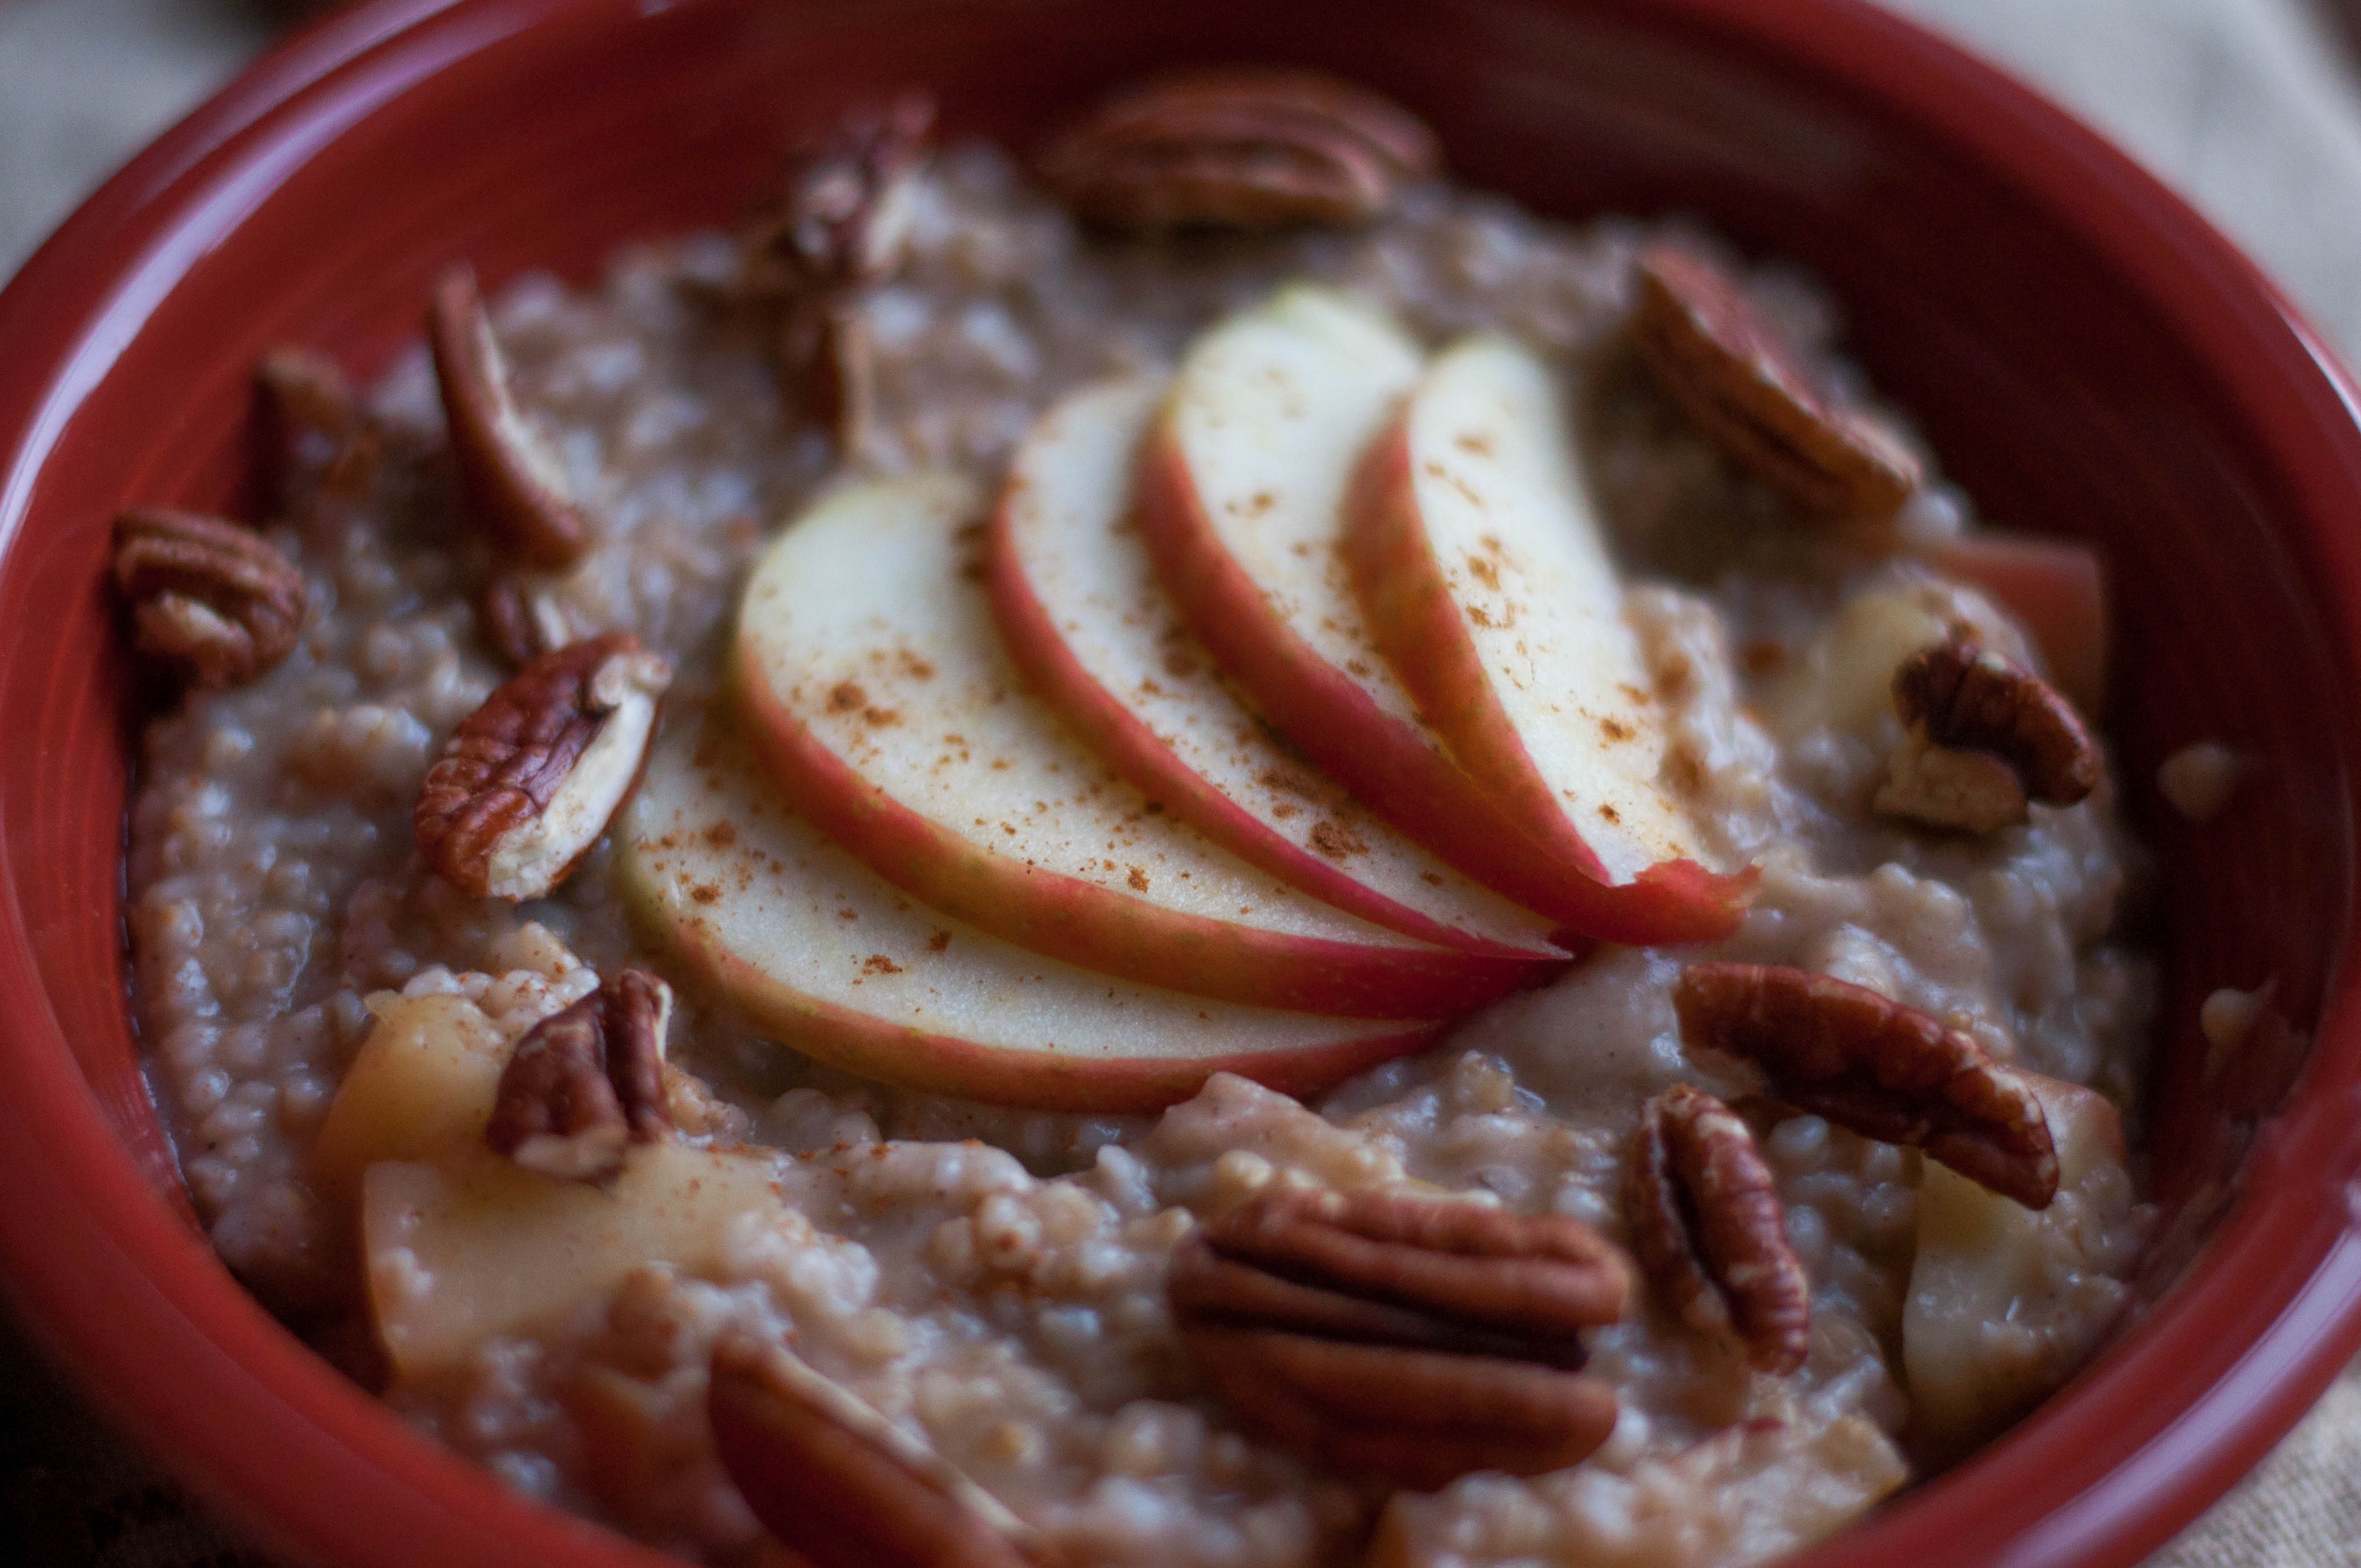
[486,968,675,1181]
[1168,1188,1629,1488]
[1632,243,1919,521]
[1038,68,1439,232]
[1673,963,2059,1209]
[111,508,308,689]
[477,574,577,669]
[257,345,380,512]
[742,96,934,302]
[709,1337,1035,1568]
[1876,633,2099,832]
[1625,1085,1811,1373]
[414,633,672,899]
[428,265,590,568]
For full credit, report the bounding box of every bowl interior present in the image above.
[3,2,2358,1566]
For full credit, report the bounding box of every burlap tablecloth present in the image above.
[2,0,2356,1562]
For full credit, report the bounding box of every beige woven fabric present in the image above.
[1,0,2356,1563]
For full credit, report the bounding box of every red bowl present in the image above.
[3,1,2358,1564]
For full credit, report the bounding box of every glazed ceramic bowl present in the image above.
[2,1,2358,1565]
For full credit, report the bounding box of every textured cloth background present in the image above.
[2,0,2358,1563]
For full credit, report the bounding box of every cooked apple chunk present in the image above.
[1902,1074,2142,1460]
[310,992,511,1205]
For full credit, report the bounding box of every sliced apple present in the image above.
[1137,286,1716,940]
[620,717,1444,1110]
[1902,1073,2135,1460]
[1922,532,2108,716]
[734,471,1538,1019]
[1347,333,1754,944]
[363,1142,789,1380]
[989,375,1572,964]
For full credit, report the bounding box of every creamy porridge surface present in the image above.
[125,135,2157,1567]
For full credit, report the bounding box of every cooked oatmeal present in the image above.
[124,123,2156,1568]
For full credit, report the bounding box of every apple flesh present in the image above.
[1902,1073,2134,1460]
[734,471,1540,1019]
[616,716,1446,1112]
[1347,332,1754,944]
[363,1142,789,1380]
[1137,285,1724,939]
[988,374,1571,963]
[310,991,509,1208]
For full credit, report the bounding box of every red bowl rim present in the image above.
[3,2,2360,1566]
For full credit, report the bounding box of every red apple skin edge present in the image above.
[1133,417,1751,947]
[1343,413,1757,946]
[982,491,1574,968]
[654,888,1447,1113]
[1923,532,2108,717]
[729,647,1551,1020]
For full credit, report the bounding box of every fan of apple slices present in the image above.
[619,286,1753,1110]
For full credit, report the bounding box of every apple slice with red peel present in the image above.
[989,375,1572,964]
[1135,286,1594,928]
[734,471,1537,1019]
[1922,533,2107,716]
[1347,333,1754,944]
[617,717,1444,1110]
[429,265,590,568]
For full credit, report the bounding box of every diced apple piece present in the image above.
[1757,580,2033,745]
[1902,1074,2133,1460]
[989,375,1571,961]
[362,1143,786,1380]
[1347,332,1753,943]
[617,717,1445,1112]
[734,471,1535,1019]
[1923,533,2106,716]
[310,992,507,1205]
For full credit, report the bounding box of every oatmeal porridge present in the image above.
[119,71,2157,1568]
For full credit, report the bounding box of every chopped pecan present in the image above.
[1038,68,1439,232]
[477,575,577,669]
[1877,633,2099,831]
[1632,243,1919,521]
[776,296,877,448]
[486,968,675,1181]
[427,264,590,568]
[709,1337,1035,1568]
[742,96,934,302]
[414,633,672,899]
[1625,1085,1811,1373]
[1673,963,2059,1209]
[1168,1187,1629,1488]
[257,345,379,511]
[111,508,308,689]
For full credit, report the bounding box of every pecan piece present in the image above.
[427,264,590,568]
[111,508,308,689]
[1632,243,1919,521]
[1038,68,1439,232]
[742,95,934,302]
[709,1337,1035,1568]
[1674,963,2059,1209]
[414,633,672,899]
[486,968,674,1181]
[1168,1188,1629,1488]
[1626,1085,1811,1373]
[1876,633,2100,833]
[476,574,577,669]
[776,296,877,448]
[257,345,379,512]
